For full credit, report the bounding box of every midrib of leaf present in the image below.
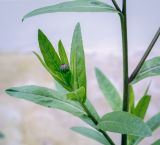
[11,89,84,113]
[137,65,160,77]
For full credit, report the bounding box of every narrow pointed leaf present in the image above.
[70,23,86,98]
[58,40,69,65]
[151,139,160,145]
[130,113,160,145]
[5,85,86,117]
[147,112,160,131]
[71,127,110,145]
[132,57,160,84]
[79,115,96,128]
[95,68,122,111]
[23,0,117,21]
[134,95,151,119]
[97,111,152,137]
[85,99,100,121]
[144,81,152,95]
[38,29,61,72]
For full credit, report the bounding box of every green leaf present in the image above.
[144,81,152,95]
[70,23,87,95]
[66,86,86,103]
[129,84,135,113]
[97,111,152,137]
[147,112,160,131]
[79,115,97,128]
[128,94,151,145]
[37,30,73,90]
[134,95,151,119]
[23,0,117,21]
[71,127,110,145]
[132,57,160,84]
[33,51,72,91]
[129,113,160,145]
[95,68,122,111]
[58,40,69,65]
[85,99,100,121]
[5,85,86,117]
[151,139,160,145]
[38,29,61,72]
[55,81,68,95]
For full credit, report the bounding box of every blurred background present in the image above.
[0,0,160,145]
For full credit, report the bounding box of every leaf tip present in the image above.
[75,22,81,31]
[5,88,14,95]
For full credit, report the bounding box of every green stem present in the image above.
[129,27,160,83]
[120,0,129,144]
[111,0,121,12]
[82,104,115,145]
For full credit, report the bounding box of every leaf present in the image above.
[144,81,152,95]
[67,86,86,103]
[128,95,151,144]
[70,23,87,96]
[38,29,61,72]
[129,84,135,113]
[71,127,110,145]
[5,85,86,117]
[129,113,160,145]
[58,40,69,65]
[33,51,72,91]
[37,30,73,90]
[95,68,122,111]
[151,139,160,145]
[147,112,160,131]
[85,99,100,121]
[80,115,97,128]
[132,57,160,84]
[97,111,152,137]
[55,81,68,95]
[23,0,117,21]
[134,95,151,119]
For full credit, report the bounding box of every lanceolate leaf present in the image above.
[70,23,87,97]
[38,29,61,72]
[132,57,160,84]
[134,95,151,119]
[58,40,69,65]
[97,111,152,137]
[23,0,117,21]
[71,127,110,145]
[95,68,122,111]
[129,95,151,145]
[85,99,100,121]
[130,113,160,145]
[147,112,160,131]
[144,81,152,95]
[5,85,86,117]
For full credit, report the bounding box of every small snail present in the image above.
[60,64,69,73]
